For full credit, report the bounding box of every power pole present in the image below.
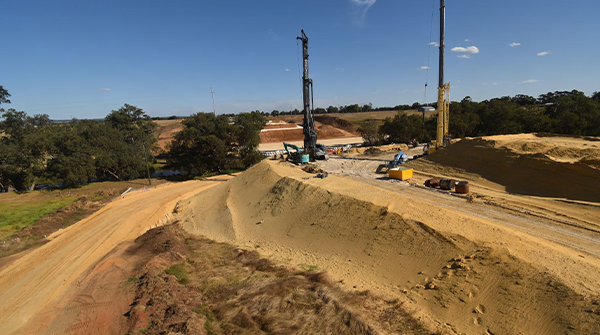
[142,143,152,186]
[211,85,216,115]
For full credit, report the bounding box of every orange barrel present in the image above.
[455,181,470,194]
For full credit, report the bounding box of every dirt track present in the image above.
[0,178,230,334]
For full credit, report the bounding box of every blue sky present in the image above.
[2,0,599,119]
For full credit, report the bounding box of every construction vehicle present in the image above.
[283,142,309,164]
[376,150,408,174]
[296,29,329,161]
[390,151,408,168]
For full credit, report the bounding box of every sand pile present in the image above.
[178,160,600,334]
[418,137,600,202]
[346,143,408,155]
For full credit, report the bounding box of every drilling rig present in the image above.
[297,29,328,161]
[436,0,451,148]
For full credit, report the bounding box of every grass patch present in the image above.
[0,197,75,240]
[165,262,189,284]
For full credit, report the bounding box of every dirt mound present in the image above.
[314,115,357,133]
[260,117,358,143]
[422,138,600,202]
[346,143,408,155]
[501,140,554,154]
[177,160,600,334]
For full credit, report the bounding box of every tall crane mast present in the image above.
[297,30,317,151]
[297,29,328,160]
[436,0,450,147]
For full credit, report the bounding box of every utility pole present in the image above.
[142,143,152,186]
[211,85,216,115]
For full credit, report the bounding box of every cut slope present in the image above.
[178,160,600,335]
[420,138,600,202]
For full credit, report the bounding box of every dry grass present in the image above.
[173,237,432,335]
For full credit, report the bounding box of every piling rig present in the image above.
[297,29,328,160]
[436,0,451,147]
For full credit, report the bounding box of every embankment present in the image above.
[178,160,600,335]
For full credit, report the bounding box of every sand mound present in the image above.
[421,138,600,202]
[178,160,600,334]
[501,140,554,154]
[346,143,409,155]
[314,115,357,133]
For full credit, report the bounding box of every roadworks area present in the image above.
[1,133,599,335]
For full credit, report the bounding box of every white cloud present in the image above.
[420,66,429,70]
[464,38,470,42]
[429,42,440,47]
[285,68,290,72]
[335,67,345,71]
[456,55,471,59]
[349,0,377,26]
[492,82,498,86]
[99,88,111,91]
[451,46,480,54]
[509,42,521,47]
[520,79,540,84]
[537,51,551,56]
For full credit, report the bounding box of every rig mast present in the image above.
[296,30,328,160]
[436,0,450,147]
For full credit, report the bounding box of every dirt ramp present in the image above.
[424,138,600,202]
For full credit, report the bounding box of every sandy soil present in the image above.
[0,177,231,334]
[178,139,600,334]
[155,119,184,152]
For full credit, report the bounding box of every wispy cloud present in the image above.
[99,88,111,91]
[464,38,470,42]
[420,66,429,70]
[537,51,551,56]
[266,28,280,41]
[509,42,521,47]
[492,82,498,86]
[520,79,540,84]
[285,68,290,72]
[335,67,345,72]
[429,41,440,47]
[456,55,471,59]
[451,46,480,54]
[349,0,377,26]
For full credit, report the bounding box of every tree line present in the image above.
[360,90,600,145]
[0,86,266,191]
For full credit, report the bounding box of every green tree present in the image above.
[0,109,51,190]
[234,112,267,167]
[0,85,11,105]
[357,120,382,145]
[379,112,423,144]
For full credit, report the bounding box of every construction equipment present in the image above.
[283,142,309,164]
[436,0,451,148]
[390,151,408,168]
[389,167,414,181]
[297,29,328,161]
